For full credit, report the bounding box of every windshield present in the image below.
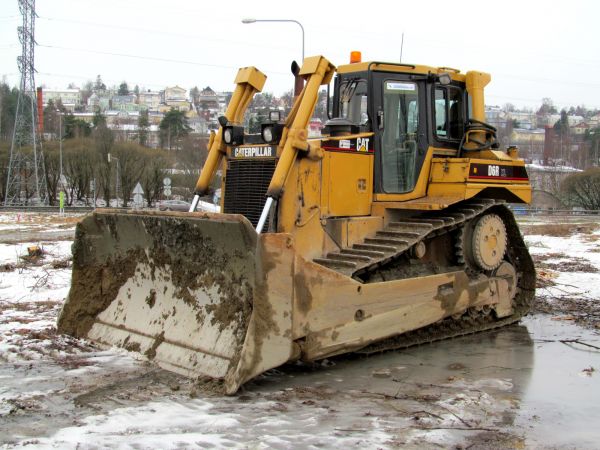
[338,79,368,125]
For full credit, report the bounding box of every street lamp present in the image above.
[241,18,305,62]
[240,18,305,229]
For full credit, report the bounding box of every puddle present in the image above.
[2,315,599,448]
[244,314,599,448]
[515,316,600,448]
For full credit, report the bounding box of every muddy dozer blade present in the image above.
[58,209,295,394]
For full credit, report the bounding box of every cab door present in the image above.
[372,75,428,195]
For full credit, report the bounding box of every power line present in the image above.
[495,73,600,89]
[487,94,600,110]
[39,0,238,24]
[37,71,178,91]
[37,43,290,76]
[32,16,600,93]
[23,36,600,109]
[37,15,293,53]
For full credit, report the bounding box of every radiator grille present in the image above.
[223,159,277,227]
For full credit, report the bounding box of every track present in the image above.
[314,198,536,355]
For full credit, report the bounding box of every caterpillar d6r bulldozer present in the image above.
[58,54,535,394]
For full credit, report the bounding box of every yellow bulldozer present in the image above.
[58,54,535,394]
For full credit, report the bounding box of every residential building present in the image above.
[162,85,189,112]
[217,92,231,114]
[571,121,590,135]
[72,112,95,124]
[139,90,161,112]
[110,122,161,148]
[588,114,600,127]
[87,92,110,112]
[198,86,219,110]
[485,106,505,129]
[43,89,81,112]
[510,128,545,161]
[548,114,584,127]
[112,94,138,112]
[187,112,208,135]
[195,86,221,127]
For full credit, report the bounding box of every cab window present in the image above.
[434,86,464,140]
[339,80,369,125]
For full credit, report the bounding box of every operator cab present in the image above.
[324,60,470,195]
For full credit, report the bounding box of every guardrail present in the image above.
[2,205,599,217]
[0,206,96,213]
[0,201,219,214]
[511,208,600,216]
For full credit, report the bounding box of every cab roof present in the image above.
[336,61,468,83]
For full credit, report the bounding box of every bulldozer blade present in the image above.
[57,209,295,394]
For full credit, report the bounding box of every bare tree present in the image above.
[175,135,209,192]
[0,143,9,201]
[64,139,94,205]
[562,168,600,210]
[92,111,114,204]
[43,142,60,205]
[140,148,169,207]
[79,81,94,111]
[113,142,146,207]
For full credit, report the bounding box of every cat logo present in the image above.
[357,137,370,152]
[232,146,275,158]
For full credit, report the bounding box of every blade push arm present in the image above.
[190,67,267,211]
[256,55,335,232]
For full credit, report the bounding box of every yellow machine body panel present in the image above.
[372,148,435,203]
[320,146,374,217]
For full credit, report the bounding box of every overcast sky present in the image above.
[1,0,599,111]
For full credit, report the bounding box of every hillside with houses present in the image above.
[36,78,310,149]
[1,75,599,210]
[485,100,600,208]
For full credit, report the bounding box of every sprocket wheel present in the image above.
[471,213,507,270]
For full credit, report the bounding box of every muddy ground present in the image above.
[521,219,600,330]
[0,212,599,449]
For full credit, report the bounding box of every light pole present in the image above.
[56,109,64,189]
[240,18,305,229]
[56,110,65,214]
[241,18,305,62]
